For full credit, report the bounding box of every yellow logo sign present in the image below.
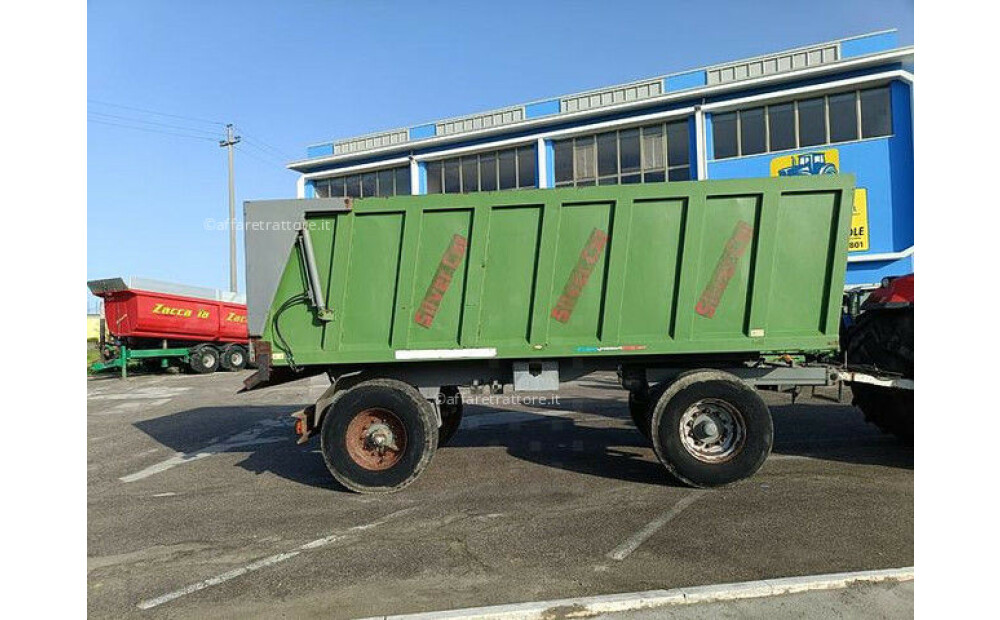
[850,189,870,252]
[225,311,247,323]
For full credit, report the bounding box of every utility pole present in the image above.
[219,124,241,293]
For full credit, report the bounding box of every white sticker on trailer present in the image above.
[394,348,498,361]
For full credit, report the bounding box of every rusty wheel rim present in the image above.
[345,408,407,471]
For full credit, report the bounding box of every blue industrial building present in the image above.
[289,30,913,288]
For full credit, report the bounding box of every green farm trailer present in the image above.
[243,176,859,493]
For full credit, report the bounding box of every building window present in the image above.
[480,153,497,191]
[739,107,766,156]
[425,161,442,194]
[768,103,796,152]
[828,92,858,143]
[312,165,411,198]
[712,86,894,160]
[797,97,826,147]
[425,144,537,194]
[712,113,738,159]
[555,120,690,187]
[860,86,892,138]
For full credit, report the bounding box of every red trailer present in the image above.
[88,277,249,377]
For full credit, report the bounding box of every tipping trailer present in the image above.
[88,277,250,378]
[243,176,863,492]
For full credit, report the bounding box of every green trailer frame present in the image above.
[89,344,191,379]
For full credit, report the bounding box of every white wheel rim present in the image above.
[678,398,746,463]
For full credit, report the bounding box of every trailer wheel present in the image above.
[320,379,438,493]
[438,386,463,447]
[188,345,220,374]
[628,390,652,440]
[220,344,248,371]
[651,370,772,488]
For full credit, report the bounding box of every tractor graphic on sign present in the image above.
[777,152,838,176]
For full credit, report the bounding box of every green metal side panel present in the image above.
[257,176,854,367]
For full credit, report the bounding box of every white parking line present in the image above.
[105,399,172,414]
[136,507,418,610]
[607,491,707,561]
[120,419,289,483]
[89,387,191,401]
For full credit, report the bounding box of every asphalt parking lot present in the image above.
[87,369,913,618]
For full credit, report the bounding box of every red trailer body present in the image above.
[97,288,248,343]
[88,277,248,343]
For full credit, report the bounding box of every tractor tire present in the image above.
[846,307,914,443]
[628,390,652,441]
[650,370,773,488]
[320,379,438,493]
[437,386,463,447]
[220,344,248,371]
[188,345,220,374]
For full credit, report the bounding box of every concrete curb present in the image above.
[366,566,914,620]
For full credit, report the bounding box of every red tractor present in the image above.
[843,274,914,443]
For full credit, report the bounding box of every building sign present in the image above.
[770,149,840,177]
[770,148,868,252]
[850,188,870,252]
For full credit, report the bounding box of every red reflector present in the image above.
[295,419,304,435]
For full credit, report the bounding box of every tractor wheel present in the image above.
[188,345,220,374]
[651,370,773,488]
[320,379,438,493]
[220,344,248,371]
[437,386,463,447]
[846,307,914,443]
[628,390,652,441]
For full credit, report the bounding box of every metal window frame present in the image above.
[737,107,768,157]
[515,144,537,189]
[720,84,893,159]
[764,102,795,152]
[826,91,860,145]
[858,85,893,139]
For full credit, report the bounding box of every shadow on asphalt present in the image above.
[132,391,911,492]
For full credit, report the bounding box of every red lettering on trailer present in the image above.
[551,228,609,323]
[695,221,754,318]
[414,234,469,329]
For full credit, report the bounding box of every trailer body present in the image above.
[89,277,248,343]
[246,176,854,370]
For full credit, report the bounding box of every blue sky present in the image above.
[87,0,913,308]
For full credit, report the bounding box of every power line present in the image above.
[239,130,294,161]
[87,116,219,142]
[88,98,226,127]
[238,140,290,167]
[235,144,294,170]
[88,110,221,137]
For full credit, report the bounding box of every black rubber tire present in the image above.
[853,385,914,445]
[320,379,438,493]
[438,386,463,447]
[846,307,913,443]
[628,390,652,440]
[220,344,248,371]
[188,345,220,374]
[651,370,773,488]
